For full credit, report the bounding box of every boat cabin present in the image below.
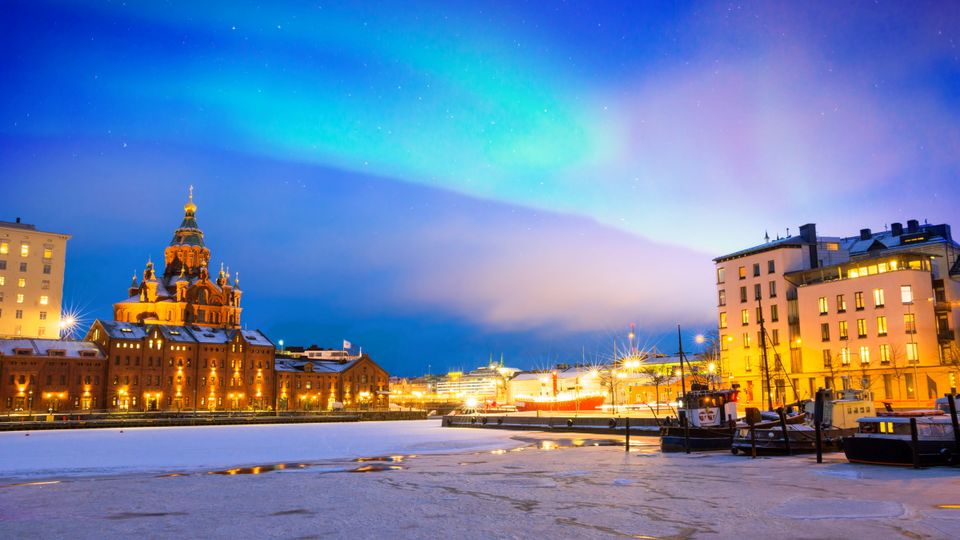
[680,385,739,428]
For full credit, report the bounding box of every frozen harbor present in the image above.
[1,420,959,539]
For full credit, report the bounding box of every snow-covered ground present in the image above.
[2,423,958,539]
[0,419,522,479]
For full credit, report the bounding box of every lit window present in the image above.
[20,243,29,257]
[857,319,867,338]
[818,297,828,315]
[719,312,727,329]
[879,344,890,364]
[0,277,4,286]
[718,289,726,306]
[738,266,746,280]
[906,343,918,363]
[904,313,916,334]
[840,347,851,365]
[17,278,25,288]
[16,294,24,304]
[873,288,885,307]
[741,309,749,325]
[0,241,7,254]
[900,285,913,304]
[825,242,839,251]
[716,267,725,284]
[743,333,751,348]
[836,294,846,313]
[877,316,887,336]
[855,292,864,310]
[43,247,52,259]
[39,295,48,305]
[859,346,870,364]
[838,321,848,340]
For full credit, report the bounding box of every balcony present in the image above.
[938,330,956,342]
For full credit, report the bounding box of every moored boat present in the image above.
[731,388,873,456]
[514,394,605,412]
[842,395,959,466]
[660,385,740,452]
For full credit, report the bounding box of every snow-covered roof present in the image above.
[0,338,103,358]
[92,320,274,348]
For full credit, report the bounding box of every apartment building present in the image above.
[715,220,959,409]
[0,219,70,339]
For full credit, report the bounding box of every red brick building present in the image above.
[276,354,389,411]
[0,339,106,412]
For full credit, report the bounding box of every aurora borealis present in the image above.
[2,1,959,374]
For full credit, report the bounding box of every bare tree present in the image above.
[640,365,676,407]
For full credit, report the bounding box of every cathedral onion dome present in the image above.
[170,185,205,248]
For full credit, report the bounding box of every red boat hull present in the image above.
[515,395,605,412]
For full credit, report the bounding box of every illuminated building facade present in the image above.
[434,364,519,402]
[0,339,105,412]
[0,219,70,339]
[275,352,389,410]
[715,220,960,409]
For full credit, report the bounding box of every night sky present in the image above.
[2,1,959,375]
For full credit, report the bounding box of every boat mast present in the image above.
[677,325,687,408]
[758,296,773,411]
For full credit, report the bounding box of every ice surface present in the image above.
[0,419,522,479]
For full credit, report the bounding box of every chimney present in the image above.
[907,219,920,233]
[859,228,872,241]
[891,222,903,236]
[15,217,20,224]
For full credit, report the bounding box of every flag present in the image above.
[343,339,352,351]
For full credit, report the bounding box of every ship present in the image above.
[841,395,960,466]
[660,385,741,452]
[514,394,606,412]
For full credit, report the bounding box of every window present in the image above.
[19,262,26,272]
[755,306,762,323]
[873,288,885,307]
[770,304,779,322]
[769,281,777,298]
[904,313,916,334]
[743,333,751,348]
[753,263,760,277]
[859,346,870,364]
[43,247,52,259]
[15,310,22,319]
[720,335,728,351]
[754,283,761,300]
[840,347,851,365]
[741,309,749,325]
[39,295,48,305]
[43,265,51,274]
[900,285,913,304]
[821,323,830,342]
[879,344,891,364]
[857,319,867,339]
[771,329,780,345]
[876,316,887,336]
[838,321,848,340]
[906,343,918,363]
[719,312,727,329]
[16,294,23,304]
[0,241,6,254]
[768,260,775,274]
[716,267,725,284]
[818,297,828,315]
[0,277,3,286]
[41,280,49,290]
[20,242,29,257]
[822,349,832,368]
[855,291,864,310]
[740,286,747,303]
[17,278,25,288]
[836,294,846,313]
[738,266,746,280]
[39,311,46,320]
